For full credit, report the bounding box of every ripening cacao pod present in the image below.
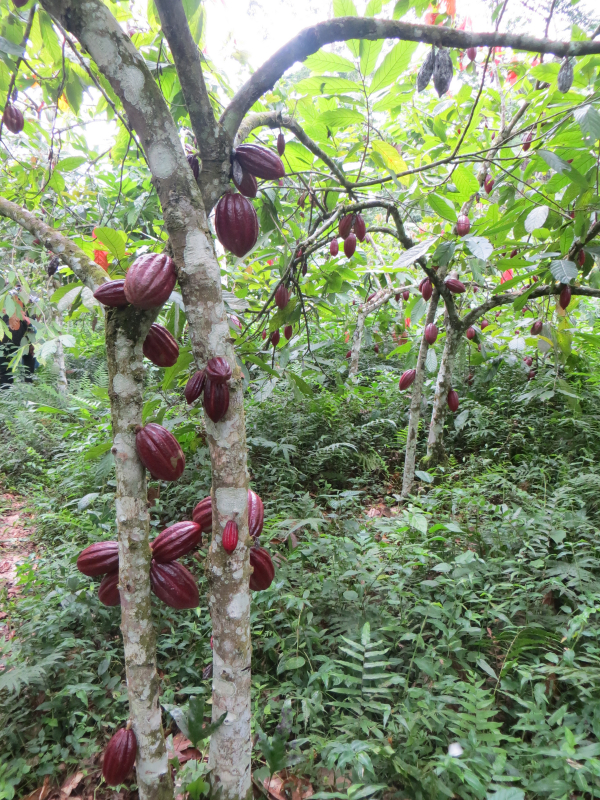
[249,546,275,591]
[330,238,339,257]
[232,166,258,198]
[484,176,494,194]
[402,290,410,301]
[578,249,585,267]
[510,249,518,258]
[399,369,416,390]
[354,214,367,242]
[456,215,470,236]
[395,293,400,302]
[425,323,438,345]
[433,49,453,97]
[523,131,533,152]
[417,47,435,92]
[557,58,573,93]
[124,253,176,309]
[374,344,379,354]
[136,423,185,482]
[222,520,239,554]
[205,356,232,385]
[2,104,24,134]
[204,379,229,423]
[102,728,137,786]
[481,319,490,330]
[523,356,533,367]
[151,521,202,563]
[421,278,432,302]
[93,280,129,308]
[466,327,476,340]
[339,214,354,239]
[248,489,264,538]
[466,47,477,61]
[98,571,120,606]
[215,192,259,258]
[344,234,357,258]
[528,370,536,381]
[184,370,206,404]
[234,143,285,180]
[150,560,199,609]
[445,278,466,294]
[187,154,200,181]
[284,324,293,340]
[447,389,459,412]
[192,496,212,532]
[143,324,179,368]
[271,329,280,347]
[277,132,285,156]
[77,541,119,577]
[345,350,352,359]
[559,283,571,310]
[530,320,543,335]
[262,330,267,340]
[275,283,289,309]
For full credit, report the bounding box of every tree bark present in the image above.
[349,307,366,377]
[55,338,68,394]
[425,324,462,466]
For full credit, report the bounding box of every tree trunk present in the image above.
[425,324,462,466]
[349,307,366,377]
[55,339,68,394]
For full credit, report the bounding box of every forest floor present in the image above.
[0,493,35,642]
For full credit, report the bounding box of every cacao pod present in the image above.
[339,214,354,239]
[402,290,410,301]
[395,293,400,302]
[484,176,494,194]
[421,278,432,302]
[124,253,176,309]
[249,546,275,591]
[47,255,60,277]
[150,560,199,609]
[13,0,30,6]
[399,369,416,390]
[374,344,379,354]
[447,389,459,412]
[523,356,533,367]
[345,350,351,359]
[530,320,543,335]
[275,284,289,310]
[510,249,518,258]
[203,379,230,423]
[102,728,137,786]
[330,238,339,256]
[215,191,259,258]
[578,249,585,267]
[151,521,202,563]
[466,373,474,386]
[344,234,356,258]
[481,319,490,330]
[456,215,470,236]
[559,283,571,310]
[262,330,267,340]
[184,370,206,404]
[143,323,179,368]
[528,370,536,381]
[466,327,476,340]
[187,154,200,181]
[466,47,477,62]
[232,166,258,198]
[433,49,453,97]
[2,104,24,134]
[234,143,285,180]
[77,541,119,577]
[271,329,280,347]
[523,130,533,152]
[284,324,293,340]
[192,496,212,532]
[93,280,129,308]
[136,423,185,482]
[425,323,438,345]
[205,356,232,385]
[248,489,264,538]
[222,520,239,554]
[557,58,573,93]
[354,214,367,242]
[445,278,466,294]
[417,47,435,92]
[98,571,120,606]
[277,132,285,156]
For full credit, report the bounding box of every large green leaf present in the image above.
[360,39,383,77]
[369,41,417,94]
[93,227,127,261]
[320,109,365,130]
[304,51,355,74]
[428,194,457,222]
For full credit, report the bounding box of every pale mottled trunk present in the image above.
[426,325,462,465]
[55,339,68,394]
[106,310,172,800]
[349,308,366,377]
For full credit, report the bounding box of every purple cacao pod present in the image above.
[481,319,490,330]
[399,369,416,390]
[249,546,275,591]
[184,370,206,404]
[143,323,179,368]
[77,541,118,577]
[330,239,339,257]
[466,327,476,340]
[277,132,285,156]
[150,560,199,609]
[445,278,466,294]
[3,104,24,134]
[203,379,230,423]
[284,324,293,340]
[271,329,280,347]
[425,323,438,345]
[234,143,285,180]
[124,253,176,309]
[98,571,120,606]
[344,234,357,258]
[215,191,259,258]
[102,728,137,786]
[559,283,571,310]
[187,154,200,180]
[222,520,239,554]
[421,278,433,302]
[135,423,185,482]
[151,521,202,563]
[232,166,258,198]
[456,215,471,236]
[339,214,354,239]
[354,214,367,242]
[93,280,129,308]
[248,489,264,538]
[275,284,289,310]
[192,496,212,532]
[205,356,232,385]
[447,389,459,412]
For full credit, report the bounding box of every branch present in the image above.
[220,17,600,137]
[0,6,36,141]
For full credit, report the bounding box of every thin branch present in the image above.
[0,6,36,141]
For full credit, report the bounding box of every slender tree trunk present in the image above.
[349,307,367,377]
[425,324,462,465]
[55,338,68,394]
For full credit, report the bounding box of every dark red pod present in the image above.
[530,320,543,335]
[222,520,239,554]
[150,561,199,609]
[421,278,432,302]
[234,143,285,180]
[184,370,206,404]
[249,546,275,591]
[523,130,533,152]
[345,350,352,359]
[447,389,459,412]
[284,325,293,340]
[203,379,230,423]
[233,167,258,198]
[402,290,410,301]
[424,323,438,345]
[456,215,471,237]
[98,571,120,606]
[578,249,585,267]
[344,234,357,258]
[2,104,24,134]
[523,356,533,367]
[399,369,416,390]
[136,423,185,482]
[151,521,202,563]
[205,356,232,385]
[339,214,354,239]
[215,192,259,258]
[445,278,466,294]
[559,283,571,310]
[277,132,286,156]
[192,496,212,532]
[271,329,280,347]
[484,176,494,194]
[143,323,179,368]
[466,327,476,340]
[354,214,367,242]
[466,47,476,61]
[528,369,536,381]
[275,284,289,310]
[77,541,119,577]
[102,728,137,786]
[330,238,339,257]
[248,489,264,539]
[187,154,200,181]
[124,253,176,309]
[93,280,129,308]
[480,319,490,330]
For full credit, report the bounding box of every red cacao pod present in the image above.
[136,423,185,482]
[445,278,466,294]
[3,104,24,134]
[421,278,432,302]
[215,192,259,258]
[578,249,585,267]
[143,324,179,368]
[192,496,212,532]
[93,280,129,308]
[559,283,571,310]
[466,373,474,385]
[233,167,258,198]
[184,370,206,404]
[234,143,285,180]
[466,327,476,340]
[248,489,264,539]
[271,330,280,347]
[345,350,352,359]
[284,324,293,340]
[523,130,533,152]
[261,330,267,340]
[124,253,176,309]
[425,323,438,345]
[98,571,120,606]
[102,728,137,786]
[510,249,518,258]
[402,290,410,301]
[249,546,275,591]
[447,389,459,412]
[277,132,285,156]
[530,320,543,335]
[187,154,199,180]
[374,344,379,353]
[354,214,367,242]
[222,520,239,554]
[151,521,202,563]
[456,215,471,236]
[150,560,199,609]
[275,284,289,310]
[339,214,354,239]
[77,541,119,577]
[466,47,476,61]
[528,370,536,381]
[203,379,230,423]
[399,369,416,390]
[523,356,533,367]
[205,356,232,385]
[395,293,400,302]
[344,234,357,258]
[330,238,339,257]
[480,319,490,330]
[484,176,494,194]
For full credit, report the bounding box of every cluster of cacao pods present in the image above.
[184,356,232,423]
[417,47,453,97]
[337,213,366,259]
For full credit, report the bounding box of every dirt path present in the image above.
[0,491,35,639]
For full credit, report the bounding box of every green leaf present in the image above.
[477,657,497,680]
[56,156,87,173]
[287,371,313,396]
[0,37,25,58]
[360,39,383,77]
[51,282,83,303]
[245,354,280,379]
[304,52,355,73]
[549,259,578,284]
[365,0,383,14]
[524,205,549,233]
[453,165,479,195]
[573,105,600,143]
[319,109,365,130]
[294,76,364,96]
[369,41,417,94]
[93,227,127,261]
[428,194,457,222]
[333,0,357,16]
[393,237,437,268]
[282,656,305,671]
[84,442,113,461]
